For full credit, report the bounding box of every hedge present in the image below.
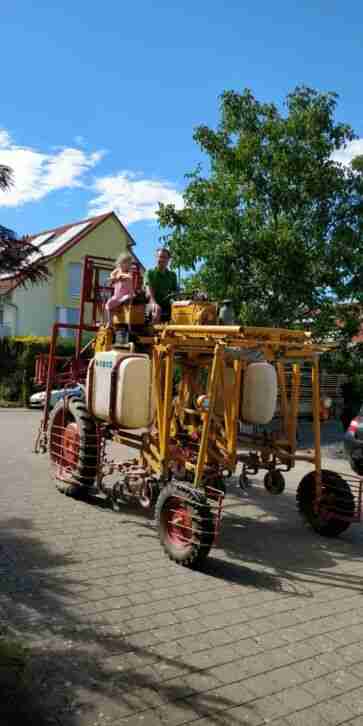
[0,336,76,405]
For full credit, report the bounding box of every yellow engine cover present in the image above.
[112,303,145,326]
[171,301,217,326]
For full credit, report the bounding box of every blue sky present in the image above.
[1,0,363,267]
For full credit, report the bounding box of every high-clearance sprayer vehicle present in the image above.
[34,255,362,567]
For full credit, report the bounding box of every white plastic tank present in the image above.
[86,350,153,428]
[241,361,277,425]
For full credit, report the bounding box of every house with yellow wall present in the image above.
[0,211,142,337]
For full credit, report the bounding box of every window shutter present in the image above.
[69,263,82,298]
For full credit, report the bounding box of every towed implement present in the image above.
[34,255,362,567]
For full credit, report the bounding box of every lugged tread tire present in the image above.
[296,469,354,537]
[264,470,285,495]
[155,482,214,568]
[49,396,98,497]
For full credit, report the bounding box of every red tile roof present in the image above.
[28,211,136,259]
[27,212,111,243]
[0,212,143,296]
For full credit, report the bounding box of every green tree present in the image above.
[0,166,48,284]
[158,86,363,335]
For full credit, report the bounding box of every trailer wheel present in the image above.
[155,483,214,568]
[296,469,354,537]
[264,470,285,495]
[239,467,250,491]
[48,397,98,497]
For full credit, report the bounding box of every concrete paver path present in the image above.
[1,411,363,725]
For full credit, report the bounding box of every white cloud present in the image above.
[0,129,182,224]
[89,172,183,225]
[0,130,12,147]
[331,139,363,166]
[0,129,104,207]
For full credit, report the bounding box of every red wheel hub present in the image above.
[62,422,79,468]
[166,500,192,547]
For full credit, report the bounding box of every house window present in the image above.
[99,270,110,287]
[66,308,79,326]
[68,262,82,299]
[56,306,79,338]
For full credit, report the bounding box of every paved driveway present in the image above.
[1,410,363,725]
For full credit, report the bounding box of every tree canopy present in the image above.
[0,166,48,285]
[158,86,363,337]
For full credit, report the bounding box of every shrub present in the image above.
[0,336,76,405]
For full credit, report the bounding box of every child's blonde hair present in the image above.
[115,252,133,267]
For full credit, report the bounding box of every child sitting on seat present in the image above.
[105,253,134,326]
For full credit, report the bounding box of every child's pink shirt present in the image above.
[112,275,134,300]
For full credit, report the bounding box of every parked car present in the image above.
[29,385,85,409]
[344,404,363,475]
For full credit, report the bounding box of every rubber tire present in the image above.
[48,396,98,497]
[264,470,285,495]
[239,469,250,490]
[350,454,363,477]
[296,469,354,537]
[155,482,214,568]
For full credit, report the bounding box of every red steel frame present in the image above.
[40,254,116,431]
[75,254,115,358]
[42,322,97,430]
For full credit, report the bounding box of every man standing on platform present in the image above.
[144,248,178,322]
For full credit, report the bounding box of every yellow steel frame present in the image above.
[137,324,325,500]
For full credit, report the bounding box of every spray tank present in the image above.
[86,348,153,428]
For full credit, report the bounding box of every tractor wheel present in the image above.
[264,470,285,495]
[48,397,98,497]
[155,482,214,568]
[296,469,355,537]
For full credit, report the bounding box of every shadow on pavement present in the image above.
[0,521,259,726]
[1,492,362,725]
[0,419,361,725]
[207,464,363,598]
